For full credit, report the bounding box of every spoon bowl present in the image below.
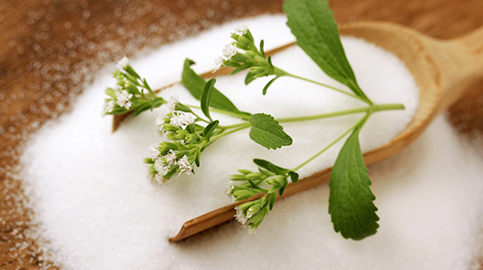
[112,22,483,242]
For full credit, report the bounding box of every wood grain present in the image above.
[1,0,482,268]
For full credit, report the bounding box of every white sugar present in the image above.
[20,14,483,270]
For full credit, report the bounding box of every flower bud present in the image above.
[184,133,199,144]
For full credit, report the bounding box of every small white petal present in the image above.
[114,84,122,93]
[154,158,165,173]
[177,155,193,175]
[234,207,248,225]
[213,56,224,73]
[117,56,130,70]
[153,173,167,185]
[233,25,248,35]
[116,90,133,109]
[167,95,179,112]
[164,150,177,166]
[155,115,165,132]
[247,226,257,235]
[170,112,195,130]
[222,44,238,60]
[149,144,161,159]
[105,100,115,113]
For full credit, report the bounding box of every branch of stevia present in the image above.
[292,112,372,171]
[210,103,403,141]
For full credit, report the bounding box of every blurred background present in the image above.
[0,0,482,268]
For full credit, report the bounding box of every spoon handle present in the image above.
[430,26,483,112]
[456,26,483,63]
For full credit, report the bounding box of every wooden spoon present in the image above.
[114,21,483,242]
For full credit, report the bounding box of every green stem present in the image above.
[210,124,251,141]
[222,122,251,130]
[211,103,404,142]
[292,113,371,171]
[284,73,370,104]
[186,105,250,120]
[278,103,403,123]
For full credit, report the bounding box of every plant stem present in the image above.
[212,103,403,141]
[276,103,403,124]
[222,122,251,130]
[186,105,250,120]
[292,113,371,171]
[284,73,370,104]
[210,124,251,141]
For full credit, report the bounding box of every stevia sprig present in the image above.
[104,56,166,116]
[216,26,286,95]
[229,159,299,232]
[106,0,407,241]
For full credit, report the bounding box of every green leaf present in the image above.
[288,171,299,183]
[245,72,256,85]
[195,147,201,167]
[259,39,266,58]
[262,76,280,95]
[268,192,277,210]
[328,125,379,240]
[283,0,371,103]
[253,158,288,175]
[202,120,219,141]
[174,103,194,113]
[249,114,292,149]
[181,59,249,116]
[201,79,216,121]
[133,101,152,116]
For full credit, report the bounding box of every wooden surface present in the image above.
[1,0,483,268]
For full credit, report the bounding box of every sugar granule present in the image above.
[19,14,483,269]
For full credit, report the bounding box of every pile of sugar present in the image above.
[19,14,483,269]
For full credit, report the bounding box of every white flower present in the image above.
[213,56,224,72]
[155,115,165,132]
[247,226,257,235]
[170,112,195,130]
[164,150,177,166]
[116,90,133,109]
[222,43,238,60]
[105,100,115,113]
[149,144,160,159]
[117,56,130,70]
[114,84,122,93]
[225,184,234,195]
[154,158,165,173]
[167,95,179,112]
[234,206,248,225]
[226,185,236,201]
[153,173,167,185]
[176,155,192,175]
[233,25,248,35]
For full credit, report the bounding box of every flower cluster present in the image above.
[145,143,196,185]
[215,26,287,94]
[104,56,166,116]
[229,159,299,232]
[146,99,223,184]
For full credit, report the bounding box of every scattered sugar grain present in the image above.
[20,14,483,269]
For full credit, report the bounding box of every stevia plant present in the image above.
[103,0,405,240]
[103,56,166,116]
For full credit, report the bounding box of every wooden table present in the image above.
[1,0,482,268]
